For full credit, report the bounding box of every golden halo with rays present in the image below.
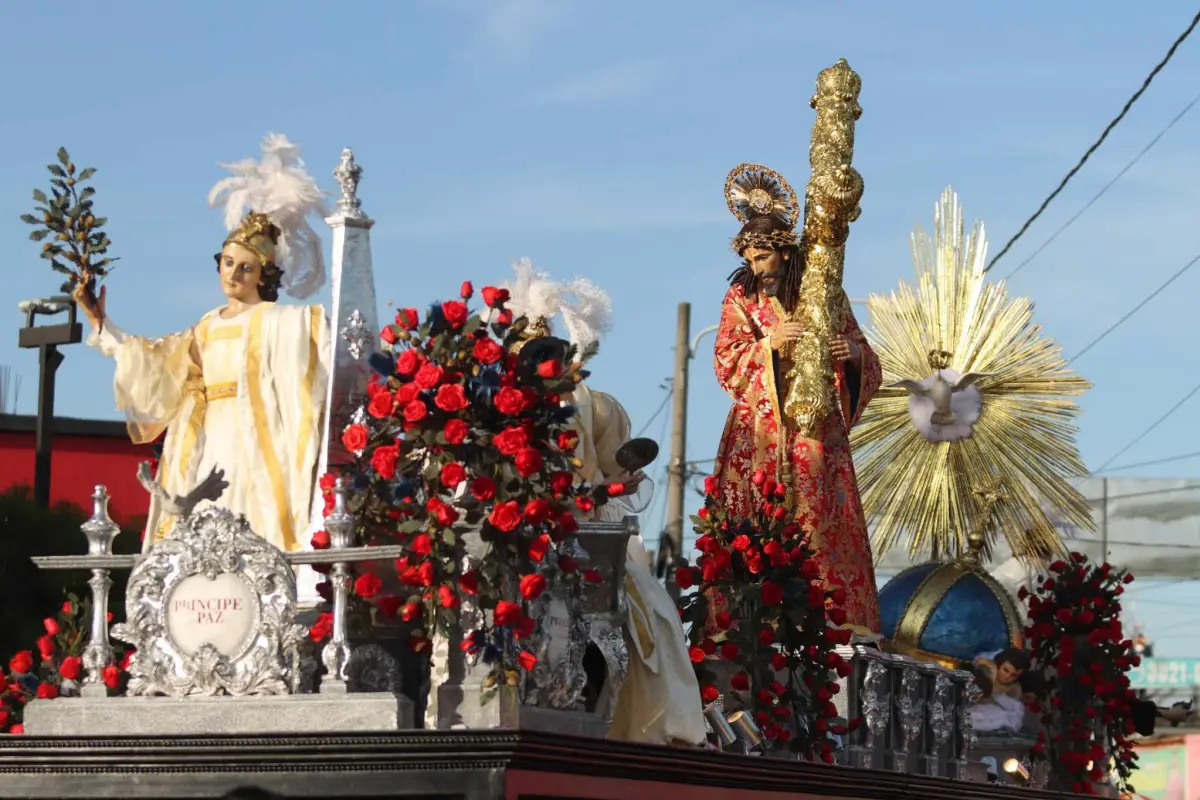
[850,187,1095,566]
[724,163,801,228]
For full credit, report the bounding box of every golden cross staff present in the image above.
[961,480,1009,566]
[781,59,866,435]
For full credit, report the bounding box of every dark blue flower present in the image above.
[467,365,502,403]
[368,352,396,377]
[391,479,417,503]
[551,404,577,424]
[353,473,371,490]
[426,303,447,335]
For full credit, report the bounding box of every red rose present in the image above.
[481,286,510,307]
[61,600,75,615]
[308,612,333,642]
[547,471,573,495]
[606,482,626,497]
[537,360,559,378]
[493,387,527,416]
[528,533,551,562]
[377,595,402,618]
[102,664,121,689]
[703,475,718,495]
[443,418,469,445]
[396,349,423,375]
[440,461,467,488]
[674,567,696,590]
[575,495,595,513]
[470,475,497,501]
[513,447,544,477]
[490,428,527,458]
[43,617,60,636]
[472,337,503,365]
[396,308,419,329]
[370,444,400,479]
[58,655,82,681]
[394,382,419,405]
[411,533,433,557]
[799,559,820,579]
[1123,573,1135,584]
[417,560,435,586]
[354,573,383,599]
[400,602,421,622]
[495,308,513,326]
[557,431,579,452]
[582,568,602,584]
[460,281,474,299]
[310,530,331,550]
[434,501,459,527]
[494,600,522,627]
[714,611,732,630]
[367,391,394,419]
[402,399,428,423]
[488,501,523,532]
[460,570,479,594]
[688,647,705,664]
[731,535,752,552]
[558,554,578,574]
[557,512,579,534]
[761,581,783,605]
[36,683,59,700]
[520,573,548,601]
[1056,608,1073,624]
[524,498,552,524]
[382,325,400,346]
[771,652,787,671]
[517,650,538,671]
[759,628,775,646]
[434,383,469,412]
[701,684,720,704]
[751,470,766,486]
[36,635,53,661]
[341,424,369,452]
[441,300,469,328]
[730,672,750,692]
[414,362,445,390]
[438,585,459,609]
[720,642,740,660]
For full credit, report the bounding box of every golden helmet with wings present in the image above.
[852,188,1094,564]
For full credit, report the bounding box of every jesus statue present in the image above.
[710,164,882,636]
[74,134,331,553]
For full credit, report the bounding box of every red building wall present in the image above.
[0,415,152,526]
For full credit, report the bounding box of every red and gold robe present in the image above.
[711,284,883,636]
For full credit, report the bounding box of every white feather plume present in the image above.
[502,257,612,351]
[207,133,331,300]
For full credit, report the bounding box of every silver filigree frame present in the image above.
[112,507,308,697]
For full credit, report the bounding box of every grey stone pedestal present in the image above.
[437,683,609,738]
[23,692,414,736]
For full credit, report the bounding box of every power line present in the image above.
[1094,450,1200,474]
[986,9,1200,272]
[635,383,674,438]
[1067,250,1200,364]
[1004,89,1200,280]
[1093,378,1200,472]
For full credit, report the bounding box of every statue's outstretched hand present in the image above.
[608,471,646,497]
[72,278,106,331]
[185,466,229,510]
[830,335,860,363]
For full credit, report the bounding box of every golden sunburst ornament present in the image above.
[851,188,1094,565]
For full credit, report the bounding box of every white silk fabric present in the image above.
[89,302,330,554]
[569,385,706,746]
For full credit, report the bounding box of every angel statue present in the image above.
[710,164,883,636]
[75,133,331,553]
[503,260,707,748]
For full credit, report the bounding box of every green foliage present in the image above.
[0,485,139,661]
[20,147,118,295]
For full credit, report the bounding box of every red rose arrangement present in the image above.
[309,280,613,682]
[0,593,132,734]
[1020,553,1139,795]
[676,470,854,761]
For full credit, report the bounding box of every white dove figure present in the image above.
[890,357,991,443]
[136,462,229,519]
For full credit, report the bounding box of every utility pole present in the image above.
[662,303,690,601]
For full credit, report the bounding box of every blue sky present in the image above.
[4,2,1200,649]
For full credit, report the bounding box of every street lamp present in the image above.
[18,295,82,507]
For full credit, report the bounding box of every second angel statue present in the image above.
[76,134,332,553]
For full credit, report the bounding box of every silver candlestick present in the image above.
[320,476,355,693]
[79,485,119,698]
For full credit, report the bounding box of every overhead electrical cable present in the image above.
[986,9,1200,272]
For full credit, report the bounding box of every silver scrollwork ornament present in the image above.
[112,507,308,697]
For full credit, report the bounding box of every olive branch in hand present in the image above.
[20,147,117,296]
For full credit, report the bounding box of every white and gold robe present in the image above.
[569,385,706,746]
[89,302,329,553]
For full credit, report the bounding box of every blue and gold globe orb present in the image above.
[880,560,1023,667]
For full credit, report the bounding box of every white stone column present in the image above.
[297,148,379,607]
